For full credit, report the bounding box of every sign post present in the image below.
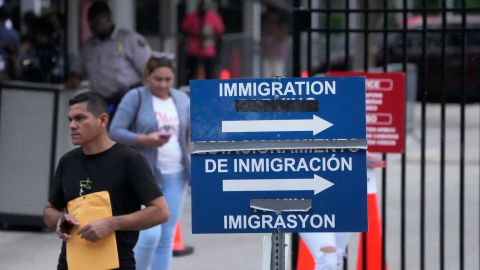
[251,199,312,270]
[190,77,368,268]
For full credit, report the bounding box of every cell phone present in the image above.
[159,126,172,140]
[160,134,171,140]
[59,214,73,233]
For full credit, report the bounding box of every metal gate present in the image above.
[292,0,480,269]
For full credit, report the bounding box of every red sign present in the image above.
[328,72,406,153]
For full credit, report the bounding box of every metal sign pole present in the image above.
[271,217,285,270]
[251,199,311,270]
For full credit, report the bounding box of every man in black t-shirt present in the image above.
[43,92,169,270]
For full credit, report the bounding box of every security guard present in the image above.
[66,1,151,116]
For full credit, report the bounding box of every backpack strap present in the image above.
[129,88,142,131]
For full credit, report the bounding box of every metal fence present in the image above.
[292,0,480,269]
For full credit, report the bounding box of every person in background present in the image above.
[43,92,169,270]
[21,10,37,41]
[17,12,64,83]
[109,54,190,270]
[66,1,151,117]
[0,5,20,81]
[299,232,350,270]
[181,0,224,81]
[261,9,288,78]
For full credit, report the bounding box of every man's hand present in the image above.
[77,218,115,242]
[55,212,79,241]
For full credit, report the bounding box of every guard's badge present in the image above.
[116,42,124,53]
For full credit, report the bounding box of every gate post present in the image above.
[292,0,309,77]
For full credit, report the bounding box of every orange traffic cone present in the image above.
[357,168,388,270]
[296,238,315,270]
[172,222,194,257]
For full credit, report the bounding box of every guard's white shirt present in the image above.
[152,95,183,174]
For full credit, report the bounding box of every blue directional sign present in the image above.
[191,77,366,142]
[190,77,367,234]
[191,150,367,233]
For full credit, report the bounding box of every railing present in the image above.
[292,1,480,269]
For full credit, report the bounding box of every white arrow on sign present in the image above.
[222,174,334,195]
[221,115,333,135]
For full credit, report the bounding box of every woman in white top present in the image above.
[110,54,190,270]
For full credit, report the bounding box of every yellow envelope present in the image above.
[66,191,119,270]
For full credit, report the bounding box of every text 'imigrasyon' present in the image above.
[224,214,335,229]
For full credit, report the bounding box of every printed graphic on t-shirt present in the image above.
[155,111,179,133]
[79,178,93,196]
